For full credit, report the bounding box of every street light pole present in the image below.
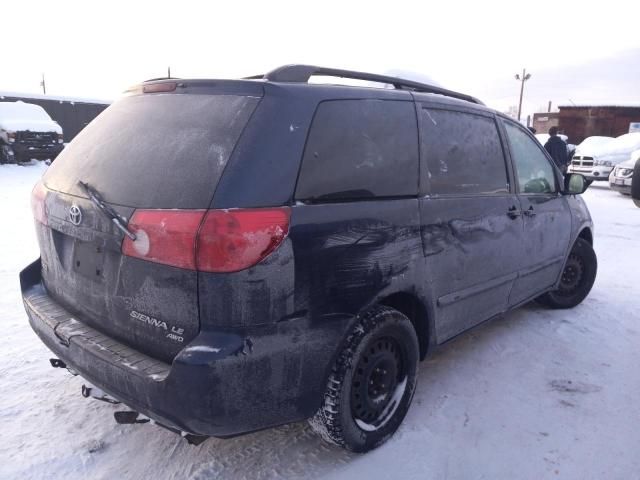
[515,68,531,121]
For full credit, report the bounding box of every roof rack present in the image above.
[248,65,483,105]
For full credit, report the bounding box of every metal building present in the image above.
[0,91,110,142]
[558,105,640,144]
[532,112,560,135]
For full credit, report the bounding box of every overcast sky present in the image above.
[2,0,639,116]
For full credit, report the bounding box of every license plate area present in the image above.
[73,240,106,281]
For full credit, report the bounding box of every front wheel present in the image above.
[0,144,15,164]
[537,238,597,309]
[308,306,419,453]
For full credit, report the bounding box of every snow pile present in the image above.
[383,69,442,87]
[597,132,640,164]
[0,101,62,134]
[574,136,614,156]
[0,90,111,105]
[0,165,639,479]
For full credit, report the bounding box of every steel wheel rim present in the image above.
[559,254,584,295]
[351,336,406,428]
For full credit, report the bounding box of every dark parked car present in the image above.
[21,66,597,453]
[633,159,640,207]
[0,101,64,163]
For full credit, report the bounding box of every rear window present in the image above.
[295,99,419,202]
[44,93,259,209]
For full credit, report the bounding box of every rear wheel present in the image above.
[537,238,597,309]
[308,306,419,453]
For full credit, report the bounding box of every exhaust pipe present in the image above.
[113,410,209,445]
[82,385,208,446]
[114,411,150,424]
[50,358,66,368]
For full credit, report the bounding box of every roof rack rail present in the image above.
[248,65,483,105]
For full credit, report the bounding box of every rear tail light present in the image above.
[122,207,290,273]
[31,182,48,225]
[122,210,206,270]
[197,208,290,273]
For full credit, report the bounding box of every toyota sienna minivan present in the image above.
[21,65,597,452]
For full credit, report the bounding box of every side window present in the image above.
[295,100,419,202]
[503,122,557,194]
[420,108,509,195]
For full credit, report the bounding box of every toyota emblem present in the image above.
[68,205,82,226]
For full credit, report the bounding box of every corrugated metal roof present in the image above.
[558,104,640,109]
[0,90,111,105]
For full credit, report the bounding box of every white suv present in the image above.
[609,151,639,195]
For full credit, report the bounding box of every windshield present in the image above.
[43,93,259,209]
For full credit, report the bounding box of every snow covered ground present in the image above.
[1,164,639,480]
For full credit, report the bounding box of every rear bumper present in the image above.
[20,259,340,437]
[12,143,63,159]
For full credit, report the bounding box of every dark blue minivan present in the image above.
[21,66,597,452]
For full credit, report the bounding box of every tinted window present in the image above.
[504,122,557,194]
[44,94,259,208]
[295,100,418,201]
[420,108,509,195]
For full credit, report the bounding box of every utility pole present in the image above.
[514,68,531,121]
[167,66,171,78]
[40,73,46,94]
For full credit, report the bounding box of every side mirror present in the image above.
[564,173,589,195]
[632,159,640,208]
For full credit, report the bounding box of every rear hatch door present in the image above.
[38,86,261,361]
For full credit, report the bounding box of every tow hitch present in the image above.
[81,384,120,405]
[79,382,208,446]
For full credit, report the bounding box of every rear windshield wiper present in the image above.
[78,181,137,240]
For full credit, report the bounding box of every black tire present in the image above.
[537,238,597,309]
[308,305,419,453]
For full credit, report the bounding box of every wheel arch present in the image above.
[577,226,593,246]
[312,292,431,417]
[378,291,430,360]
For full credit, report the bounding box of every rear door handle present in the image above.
[507,206,521,219]
[523,206,536,217]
